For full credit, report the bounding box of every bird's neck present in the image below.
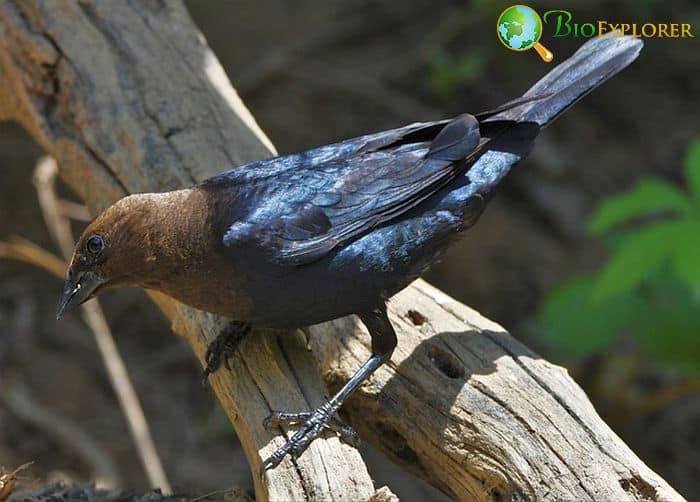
[126,187,249,315]
[131,188,215,287]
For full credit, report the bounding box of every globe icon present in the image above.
[497,5,553,62]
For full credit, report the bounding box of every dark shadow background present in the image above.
[1,0,698,499]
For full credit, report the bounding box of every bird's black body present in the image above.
[57,35,643,472]
[196,36,641,332]
[199,117,535,327]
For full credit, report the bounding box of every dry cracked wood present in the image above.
[0,1,683,500]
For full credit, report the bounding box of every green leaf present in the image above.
[684,138,700,202]
[592,221,683,301]
[670,220,700,290]
[537,276,640,356]
[588,179,692,235]
[636,297,700,374]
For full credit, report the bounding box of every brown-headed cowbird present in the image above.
[57,36,642,471]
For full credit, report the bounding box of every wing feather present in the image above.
[221,113,510,266]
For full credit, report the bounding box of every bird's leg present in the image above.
[261,354,383,471]
[260,306,396,472]
[202,320,251,384]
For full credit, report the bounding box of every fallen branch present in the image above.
[0,1,683,500]
[0,234,170,492]
[0,2,375,500]
[33,156,172,494]
[0,172,171,491]
[0,237,65,278]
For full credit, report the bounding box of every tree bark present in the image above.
[0,1,684,501]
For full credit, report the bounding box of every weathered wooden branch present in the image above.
[0,2,373,500]
[0,1,684,500]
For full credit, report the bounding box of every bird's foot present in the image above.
[264,410,359,447]
[202,321,251,385]
[260,402,359,472]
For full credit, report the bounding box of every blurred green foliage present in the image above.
[623,0,659,17]
[426,48,485,98]
[538,138,700,373]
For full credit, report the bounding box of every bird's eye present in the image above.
[86,235,104,255]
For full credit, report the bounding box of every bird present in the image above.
[56,35,642,472]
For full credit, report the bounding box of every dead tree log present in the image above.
[0,1,684,500]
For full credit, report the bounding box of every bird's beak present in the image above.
[56,268,104,319]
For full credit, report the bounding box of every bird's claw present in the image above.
[260,403,359,473]
[260,421,325,474]
[264,410,360,447]
[201,321,251,385]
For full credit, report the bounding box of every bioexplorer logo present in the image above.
[497,5,694,63]
[497,5,553,62]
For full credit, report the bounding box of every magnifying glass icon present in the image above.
[497,5,554,63]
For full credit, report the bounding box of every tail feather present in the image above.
[455,35,642,204]
[474,94,551,121]
[486,35,643,127]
